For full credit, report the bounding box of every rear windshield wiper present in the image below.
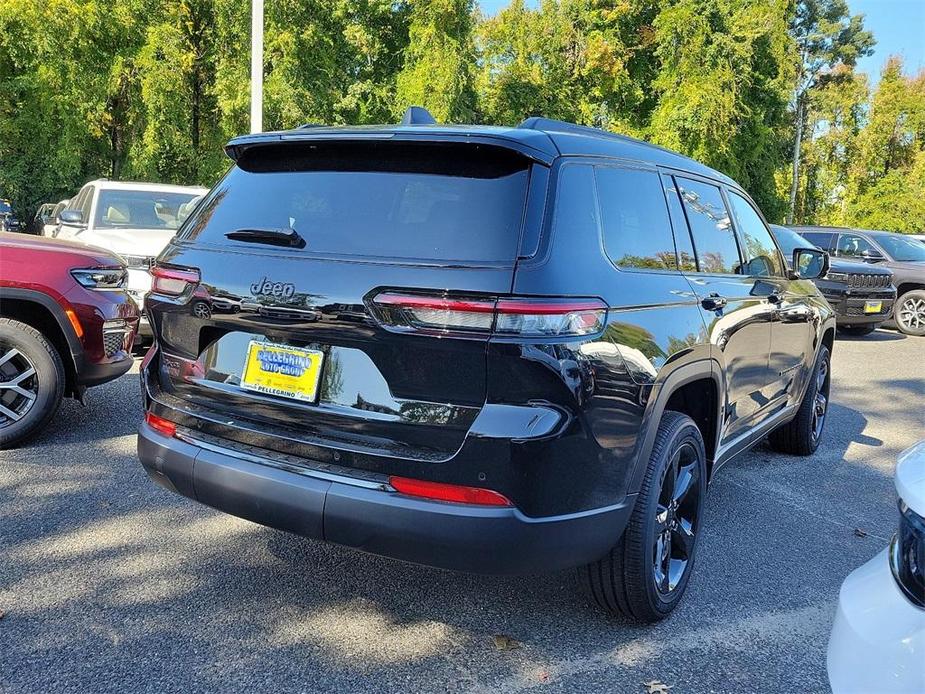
[225,227,305,249]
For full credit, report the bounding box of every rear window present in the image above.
[181,142,531,263]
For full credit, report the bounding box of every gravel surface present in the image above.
[2,330,923,693]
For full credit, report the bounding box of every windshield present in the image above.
[94,189,201,230]
[875,233,925,262]
[0,201,11,214]
[772,226,818,256]
[181,142,530,263]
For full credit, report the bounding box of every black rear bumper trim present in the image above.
[138,423,633,575]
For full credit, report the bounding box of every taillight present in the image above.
[144,411,177,438]
[151,265,200,297]
[369,291,607,337]
[389,476,513,507]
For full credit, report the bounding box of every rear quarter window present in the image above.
[180,142,531,264]
[594,166,677,270]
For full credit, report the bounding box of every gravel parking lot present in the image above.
[2,331,923,693]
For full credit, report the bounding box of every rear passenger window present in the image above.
[595,167,676,270]
[675,178,740,274]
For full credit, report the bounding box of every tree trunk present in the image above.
[787,96,804,225]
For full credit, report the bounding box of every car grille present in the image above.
[847,273,891,288]
[122,255,155,269]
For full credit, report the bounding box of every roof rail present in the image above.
[518,117,635,142]
[296,123,324,129]
[518,116,693,159]
[401,106,437,126]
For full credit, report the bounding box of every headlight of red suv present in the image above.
[890,500,925,608]
[70,267,128,290]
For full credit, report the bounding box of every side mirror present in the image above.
[58,209,85,227]
[860,249,884,262]
[791,248,829,280]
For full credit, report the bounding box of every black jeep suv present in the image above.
[794,226,925,337]
[771,225,895,336]
[138,112,834,622]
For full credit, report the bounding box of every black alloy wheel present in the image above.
[653,441,702,596]
[811,351,830,445]
[768,344,831,456]
[583,411,707,622]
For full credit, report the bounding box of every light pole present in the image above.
[250,0,264,133]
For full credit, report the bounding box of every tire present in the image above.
[582,411,707,622]
[894,289,925,337]
[768,344,831,456]
[838,325,877,336]
[0,318,65,448]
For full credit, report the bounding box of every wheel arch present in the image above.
[0,289,81,396]
[628,360,723,493]
[895,282,925,300]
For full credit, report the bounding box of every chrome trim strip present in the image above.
[175,430,391,491]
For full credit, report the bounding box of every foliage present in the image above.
[0,0,921,236]
[396,0,476,122]
[648,0,795,220]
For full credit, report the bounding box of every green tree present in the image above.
[0,0,150,215]
[793,64,867,223]
[786,0,874,222]
[475,0,658,132]
[395,0,476,122]
[130,0,225,184]
[648,0,795,218]
[841,59,925,231]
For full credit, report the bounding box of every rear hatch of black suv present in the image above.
[144,134,557,488]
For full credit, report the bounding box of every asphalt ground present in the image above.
[2,330,923,693]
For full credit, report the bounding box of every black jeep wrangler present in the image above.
[138,111,835,622]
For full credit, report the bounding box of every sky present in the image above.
[476,0,925,82]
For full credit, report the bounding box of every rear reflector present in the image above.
[389,476,513,507]
[370,292,606,337]
[144,412,177,438]
[151,266,200,296]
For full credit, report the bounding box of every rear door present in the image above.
[149,140,537,466]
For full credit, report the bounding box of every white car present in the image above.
[57,180,207,335]
[828,440,925,693]
[44,198,70,236]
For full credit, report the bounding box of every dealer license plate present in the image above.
[240,340,324,403]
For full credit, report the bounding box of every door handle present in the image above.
[701,293,727,311]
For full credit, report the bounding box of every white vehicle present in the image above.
[828,440,925,693]
[57,180,207,335]
[44,198,70,236]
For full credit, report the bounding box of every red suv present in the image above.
[0,232,139,446]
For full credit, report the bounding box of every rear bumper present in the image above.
[137,422,633,574]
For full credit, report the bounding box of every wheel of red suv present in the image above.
[838,325,877,336]
[0,318,65,448]
[894,290,925,337]
[583,411,706,622]
[768,344,831,456]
